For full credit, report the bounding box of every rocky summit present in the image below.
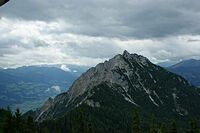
[31,51,200,130]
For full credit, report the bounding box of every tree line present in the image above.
[132,108,200,133]
[0,107,37,133]
[0,107,199,133]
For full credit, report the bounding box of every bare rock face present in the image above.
[33,50,200,122]
[35,97,54,121]
[68,50,150,101]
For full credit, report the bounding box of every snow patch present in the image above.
[121,87,138,106]
[149,95,159,107]
[177,77,182,82]
[149,73,153,79]
[153,91,163,104]
[124,97,137,105]
[85,99,100,107]
[135,69,159,107]
[172,93,188,116]
[36,111,45,121]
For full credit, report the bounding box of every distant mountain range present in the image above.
[28,51,200,132]
[0,65,88,112]
[1,57,200,115]
[157,61,178,67]
[167,59,200,87]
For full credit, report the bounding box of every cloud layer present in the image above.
[0,0,200,68]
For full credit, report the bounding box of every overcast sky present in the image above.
[0,0,200,68]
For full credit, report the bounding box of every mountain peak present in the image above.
[34,51,199,123]
[122,50,149,66]
[122,50,131,57]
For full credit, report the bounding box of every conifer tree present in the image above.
[148,114,157,133]
[87,115,94,133]
[189,118,200,133]
[157,123,166,133]
[170,120,178,133]
[26,115,35,133]
[77,108,85,133]
[44,127,50,133]
[14,108,22,133]
[132,108,142,133]
[3,108,14,133]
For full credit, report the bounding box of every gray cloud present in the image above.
[0,0,200,68]
[1,0,200,38]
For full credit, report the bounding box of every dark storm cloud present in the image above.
[1,0,200,38]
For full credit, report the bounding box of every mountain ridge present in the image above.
[28,51,200,133]
[167,59,200,87]
[32,51,199,122]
